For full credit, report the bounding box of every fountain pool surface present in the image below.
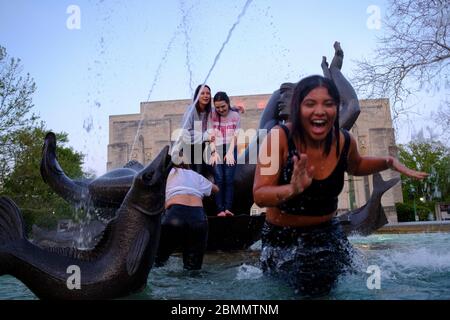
[1,232,449,300]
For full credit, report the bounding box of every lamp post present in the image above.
[348,175,356,210]
[409,185,418,221]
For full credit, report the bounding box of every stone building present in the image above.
[108,94,403,223]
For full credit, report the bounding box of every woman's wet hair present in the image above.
[290,75,341,156]
[193,84,212,113]
[213,91,230,105]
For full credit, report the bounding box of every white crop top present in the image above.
[165,168,213,201]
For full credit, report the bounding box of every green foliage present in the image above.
[397,139,449,222]
[395,202,415,222]
[398,140,450,203]
[395,201,436,222]
[417,201,437,221]
[0,45,92,234]
[0,45,38,182]
[1,124,87,233]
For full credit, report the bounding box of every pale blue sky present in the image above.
[0,0,439,175]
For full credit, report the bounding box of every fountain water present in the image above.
[30,0,256,250]
[3,232,450,299]
[132,0,254,161]
[0,0,438,299]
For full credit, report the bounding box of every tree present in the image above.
[398,139,450,206]
[0,45,38,183]
[433,102,450,143]
[1,124,87,231]
[0,45,93,232]
[353,0,449,122]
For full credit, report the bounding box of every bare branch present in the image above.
[352,0,449,126]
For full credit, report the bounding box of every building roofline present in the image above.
[139,93,274,105]
[109,113,141,119]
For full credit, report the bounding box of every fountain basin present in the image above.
[2,231,450,300]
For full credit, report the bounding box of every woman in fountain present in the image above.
[253,75,428,297]
[177,84,244,177]
[155,159,219,270]
[207,91,241,217]
[178,84,214,176]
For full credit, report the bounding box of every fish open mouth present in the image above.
[164,153,173,173]
[157,146,172,181]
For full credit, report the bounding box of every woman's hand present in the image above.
[386,156,429,180]
[224,152,236,166]
[290,154,314,195]
[235,105,245,114]
[209,151,220,166]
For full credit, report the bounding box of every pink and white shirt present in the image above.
[208,109,241,146]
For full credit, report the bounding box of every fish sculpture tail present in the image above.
[40,132,89,205]
[339,172,400,236]
[0,196,25,275]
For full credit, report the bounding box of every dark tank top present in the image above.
[277,124,350,216]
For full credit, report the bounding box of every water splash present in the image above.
[249,239,262,251]
[378,247,450,275]
[128,33,180,161]
[175,0,254,151]
[180,0,195,95]
[133,0,254,161]
[236,263,263,280]
[81,0,117,173]
[83,116,94,133]
[195,0,253,102]
[349,233,450,281]
[128,3,198,161]
[4,233,450,300]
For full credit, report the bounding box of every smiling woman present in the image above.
[208,91,241,217]
[300,87,337,142]
[253,75,429,297]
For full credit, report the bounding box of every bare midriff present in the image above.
[266,207,336,228]
[165,194,203,209]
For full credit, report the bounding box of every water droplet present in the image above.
[83,116,93,133]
